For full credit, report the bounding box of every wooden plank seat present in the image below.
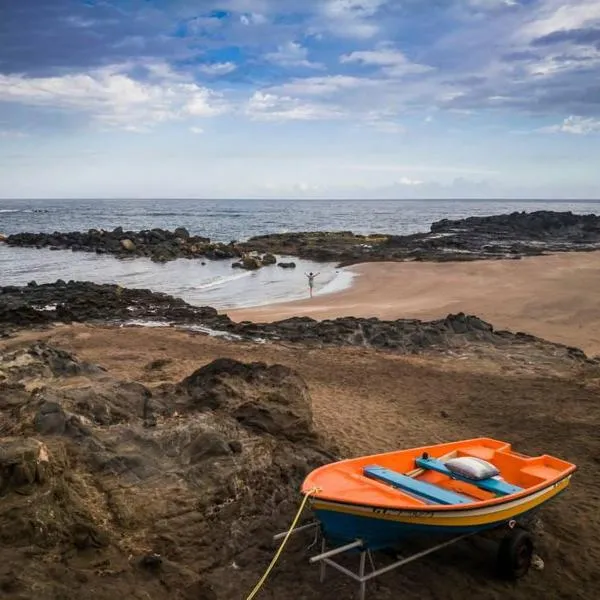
[363,465,473,505]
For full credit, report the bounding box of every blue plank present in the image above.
[415,458,523,496]
[363,465,473,505]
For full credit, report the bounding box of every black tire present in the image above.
[497,528,534,580]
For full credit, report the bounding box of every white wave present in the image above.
[194,270,253,290]
[0,209,19,213]
[119,319,266,343]
[120,320,170,328]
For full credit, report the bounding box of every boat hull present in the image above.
[311,475,571,550]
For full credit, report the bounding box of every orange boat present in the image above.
[302,437,576,551]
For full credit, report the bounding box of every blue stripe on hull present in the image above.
[314,508,540,550]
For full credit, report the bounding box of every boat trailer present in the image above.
[272,520,535,600]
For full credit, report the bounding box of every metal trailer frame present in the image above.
[272,522,477,600]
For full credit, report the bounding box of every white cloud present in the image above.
[465,0,519,10]
[541,115,600,135]
[240,12,267,25]
[264,42,322,69]
[197,62,238,75]
[340,44,433,77]
[245,91,343,121]
[517,0,600,42]
[0,65,228,130]
[190,126,204,134]
[271,74,371,96]
[321,0,388,38]
[397,176,423,185]
[524,46,600,77]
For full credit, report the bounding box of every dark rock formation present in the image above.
[181,358,314,441]
[0,280,231,330]
[239,211,600,266]
[0,343,332,599]
[0,281,593,363]
[0,341,103,382]
[5,211,600,268]
[4,227,238,263]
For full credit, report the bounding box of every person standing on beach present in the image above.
[305,271,320,298]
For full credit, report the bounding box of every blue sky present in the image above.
[1,0,599,199]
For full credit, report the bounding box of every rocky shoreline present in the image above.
[0,280,592,362]
[3,210,600,267]
[0,341,333,599]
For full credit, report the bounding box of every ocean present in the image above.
[2,198,599,310]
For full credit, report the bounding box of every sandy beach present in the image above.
[229,251,600,356]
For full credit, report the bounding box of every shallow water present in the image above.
[0,245,354,310]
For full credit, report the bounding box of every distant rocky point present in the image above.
[3,210,600,266]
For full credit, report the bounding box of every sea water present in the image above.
[1,198,599,309]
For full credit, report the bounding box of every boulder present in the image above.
[241,256,262,270]
[180,358,314,441]
[120,238,136,251]
[0,438,50,492]
[34,401,67,435]
[277,261,296,269]
[174,227,190,240]
[0,233,6,242]
[262,253,277,265]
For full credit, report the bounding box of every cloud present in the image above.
[190,126,204,134]
[271,75,371,96]
[320,0,389,38]
[518,0,600,43]
[464,0,520,10]
[197,62,238,75]
[541,115,600,134]
[532,27,600,47]
[0,64,227,130]
[245,91,342,120]
[0,0,191,75]
[340,43,433,77]
[240,13,267,25]
[264,42,322,69]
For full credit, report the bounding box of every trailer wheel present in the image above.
[497,528,533,580]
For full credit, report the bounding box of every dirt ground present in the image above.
[229,252,600,357]
[2,324,598,600]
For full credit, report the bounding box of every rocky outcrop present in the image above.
[180,358,314,442]
[0,343,332,598]
[0,280,231,330]
[239,211,600,265]
[7,211,600,268]
[5,227,239,263]
[0,342,103,382]
[0,281,592,363]
[0,438,50,493]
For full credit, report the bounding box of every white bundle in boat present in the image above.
[444,457,500,481]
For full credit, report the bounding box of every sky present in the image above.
[0,0,600,199]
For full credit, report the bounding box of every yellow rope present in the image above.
[245,487,320,600]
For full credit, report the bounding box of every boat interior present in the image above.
[304,438,576,509]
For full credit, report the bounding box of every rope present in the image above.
[244,487,320,600]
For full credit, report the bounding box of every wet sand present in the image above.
[229,252,600,356]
